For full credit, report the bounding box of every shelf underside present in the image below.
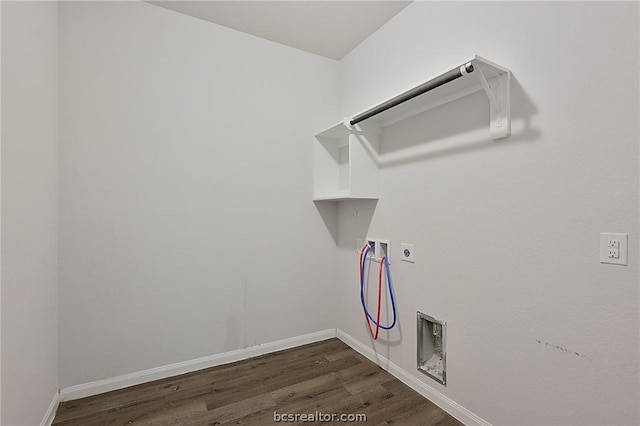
[313,194,378,202]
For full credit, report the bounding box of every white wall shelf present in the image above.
[312,120,381,201]
[312,55,511,201]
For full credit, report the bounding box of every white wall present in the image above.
[336,2,639,425]
[8,2,637,425]
[1,2,60,425]
[1,3,3,420]
[58,1,339,389]
[1,3,3,421]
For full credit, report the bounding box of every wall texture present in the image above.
[335,2,639,425]
[1,2,59,424]
[58,1,339,389]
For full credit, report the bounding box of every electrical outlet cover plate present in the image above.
[401,243,415,263]
[600,232,628,265]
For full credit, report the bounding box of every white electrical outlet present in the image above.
[600,233,628,265]
[401,243,415,263]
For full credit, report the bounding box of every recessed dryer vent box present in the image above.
[417,312,446,385]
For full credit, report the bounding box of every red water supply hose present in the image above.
[360,243,383,340]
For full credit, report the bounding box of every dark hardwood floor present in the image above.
[53,338,463,425]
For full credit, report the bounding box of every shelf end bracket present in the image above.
[475,64,511,140]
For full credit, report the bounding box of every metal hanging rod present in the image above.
[349,62,475,126]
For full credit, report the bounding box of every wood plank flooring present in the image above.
[53,338,463,425]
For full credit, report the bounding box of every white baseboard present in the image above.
[337,329,491,426]
[59,327,489,426]
[40,391,60,426]
[60,329,336,402]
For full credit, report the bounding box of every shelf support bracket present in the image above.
[474,63,511,140]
